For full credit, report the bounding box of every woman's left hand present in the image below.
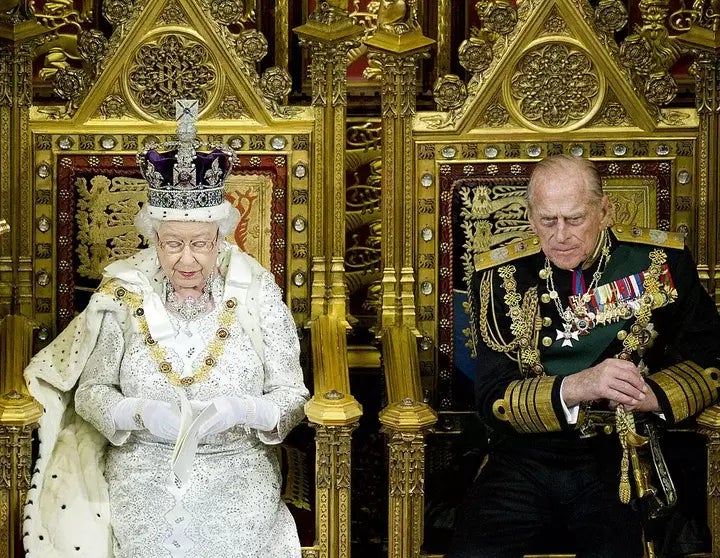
[196,396,280,438]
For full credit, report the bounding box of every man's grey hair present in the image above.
[525,155,604,214]
[133,204,241,243]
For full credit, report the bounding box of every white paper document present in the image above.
[171,393,218,485]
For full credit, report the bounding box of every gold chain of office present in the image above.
[101,280,237,386]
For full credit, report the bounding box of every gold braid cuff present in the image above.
[492,376,561,433]
[651,362,720,423]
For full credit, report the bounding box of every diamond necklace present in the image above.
[542,229,611,347]
[164,275,221,323]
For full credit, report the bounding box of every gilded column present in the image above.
[0,7,47,558]
[306,315,362,558]
[697,409,720,557]
[692,52,720,304]
[379,325,437,558]
[365,2,434,331]
[295,3,363,325]
[0,393,42,558]
[0,4,44,318]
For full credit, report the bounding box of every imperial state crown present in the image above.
[136,99,237,221]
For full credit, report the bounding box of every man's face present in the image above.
[528,171,609,270]
[156,221,220,293]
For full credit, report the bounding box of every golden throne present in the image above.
[0,1,361,557]
[372,1,720,557]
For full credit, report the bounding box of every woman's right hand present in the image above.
[140,400,181,441]
[113,398,181,442]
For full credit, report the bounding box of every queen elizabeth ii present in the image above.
[23,100,310,557]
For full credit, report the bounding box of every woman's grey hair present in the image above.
[134,204,241,243]
[525,155,603,214]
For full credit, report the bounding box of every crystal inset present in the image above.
[57,136,74,150]
[421,173,434,188]
[292,271,306,286]
[420,281,433,295]
[527,145,542,157]
[570,144,584,156]
[270,136,287,150]
[441,145,457,159]
[484,145,499,158]
[36,270,51,287]
[612,144,628,156]
[677,169,691,184]
[37,163,51,178]
[421,227,433,241]
[100,136,117,150]
[293,163,307,179]
[292,216,306,232]
[228,136,244,150]
[656,144,670,156]
[37,216,51,233]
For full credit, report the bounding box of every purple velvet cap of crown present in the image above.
[138,144,235,215]
[144,147,233,190]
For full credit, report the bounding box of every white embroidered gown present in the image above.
[74,270,309,558]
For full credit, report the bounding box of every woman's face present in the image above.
[156,221,220,293]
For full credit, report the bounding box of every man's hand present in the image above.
[562,358,650,409]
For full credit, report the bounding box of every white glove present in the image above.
[197,396,280,438]
[112,398,181,442]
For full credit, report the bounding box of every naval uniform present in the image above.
[448,226,720,558]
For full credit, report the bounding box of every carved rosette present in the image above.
[236,29,268,63]
[209,0,244,25]
[217,95,246,119]
[78,29,109,67]
[480,1,518,35]
[619,35,653,73]
[97,94,128,118]
[126,34,218,121]
[506,41,602,130]
[159,0,188,25]
[53,68,89,106]
[543,9,568,35]
[594,0,628,33]
[483,102,510,127]
[102,0,134,26]
[433,74,467,112]
[644,73,678,106]
[458,37,493,75]
[261,67,292,102]
[596,101,630,126]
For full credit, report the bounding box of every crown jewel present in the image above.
[136,100,237,220]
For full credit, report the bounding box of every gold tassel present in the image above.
[619,449,631,503]
[616,406,632,504]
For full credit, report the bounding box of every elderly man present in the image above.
[448,155,720,557]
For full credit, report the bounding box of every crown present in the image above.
[136,99,237,221]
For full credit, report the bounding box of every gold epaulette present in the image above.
[611,225,685,250]
[474,236,542,271]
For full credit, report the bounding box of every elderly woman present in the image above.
[23,102,310,558]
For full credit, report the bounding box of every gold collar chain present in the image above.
[109,282,238,387]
